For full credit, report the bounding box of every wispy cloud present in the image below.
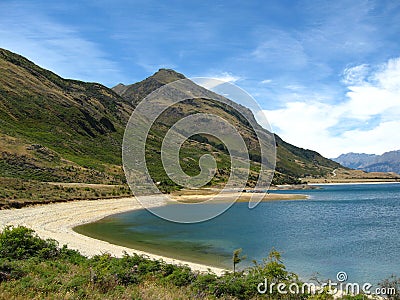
[260,57,400,157]
[261,79,272,84]
[207,72,241,83]
[0,2,123,86]
[342,64,370,85]
[300,0,379,58]
[251,29,308,70]
[237,0,397,108]
[193,72,242,91]
[1,0,399,157]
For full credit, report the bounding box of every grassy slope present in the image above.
[114,70,344,185]
[0,48,132,184]
[1,48,382,205]
[0,50,258,194]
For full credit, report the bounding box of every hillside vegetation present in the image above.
[0,48,362,206]
[114,69,344,185]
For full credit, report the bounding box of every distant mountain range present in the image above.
[333,151,400,174]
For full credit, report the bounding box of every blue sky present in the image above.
[1,0,400,157]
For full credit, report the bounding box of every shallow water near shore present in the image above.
[75,183,400,285]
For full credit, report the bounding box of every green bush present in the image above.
[59,245,86,264]
[160,261,179,277]
[164,266,194,287]
[214,272,248,298]
[0,225,59,259]
[191,272,218,295]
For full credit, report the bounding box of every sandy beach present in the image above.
[0,190,309,276]
[0,196,227,275]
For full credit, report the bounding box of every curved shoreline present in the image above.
[0,192,308,276]
[0,196,227,275]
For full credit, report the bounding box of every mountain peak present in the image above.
[112,68,186,106]
[151,68,186,84]
[112,83,128,95]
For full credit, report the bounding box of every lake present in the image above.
[74,183,400,285]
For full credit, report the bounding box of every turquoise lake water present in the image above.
[75,183,400,285]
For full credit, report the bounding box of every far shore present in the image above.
[0,191,307,276]
[170,190,308,203]
[309,181,400,185]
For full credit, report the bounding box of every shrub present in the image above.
[0,260,26,282]
[59,245,86,264]
[164,266,195,287]
[160,261,179,277]
[0,226,59,259]
[89,254,119,293]
[214,272,247,298]
[191,272,218,295]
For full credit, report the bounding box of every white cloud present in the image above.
[208,72,241,83]
[260,57,400,158]
[284,84,304,91]
[261,79,272,84]
[194,72,242,90]
[344,57,400,121]
[340,121,400,154]
[342,64,369,85]
[374,57,400,91]
[344,85,398,120]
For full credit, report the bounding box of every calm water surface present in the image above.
[75,183,400,284]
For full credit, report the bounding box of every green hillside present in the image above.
[0,48,344,205]
[0,48,132,184]
[114,71,343,185]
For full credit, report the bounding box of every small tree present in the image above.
[232,248,246,273]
